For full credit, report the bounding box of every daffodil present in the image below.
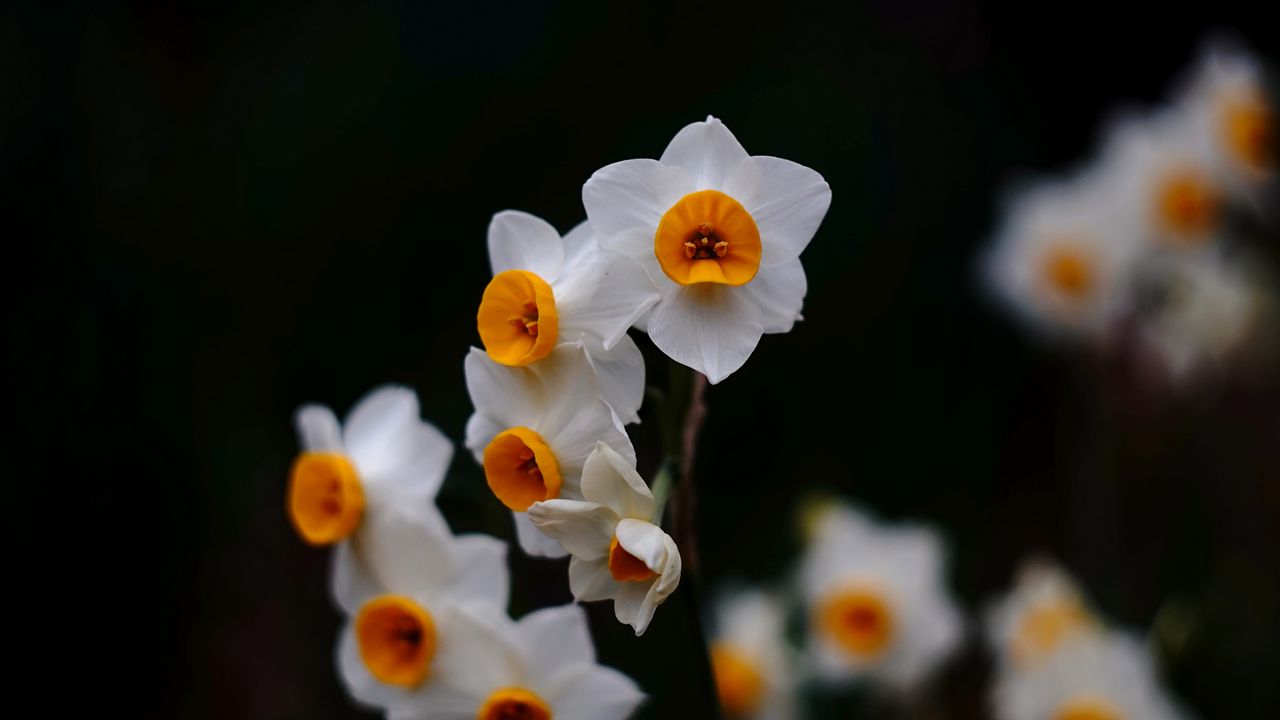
[477,211,660,423]
[984,172,1143,340]
[994,631,1191,720]
[799,502,961,689]
[985,560,1098,670]
[288,385,455,595]
[708,587,798,720]
[465,345,636,558]
[582,116,831,383]
[396,603,645,720]
[333,504,511,716]
[527,442,681,635]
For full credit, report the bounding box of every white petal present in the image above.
[580,442,654,520]
[614,530,681,636]
[463,410,504,464]
[581,333,646,425]
[560,219,598,270]
[582,159,691,247]
[531,348,636,483]
[431,604,525,701]
[613,579,653,634]
[463,347,544,429]
[367,420,454,504]
[740,255,808,335]
[724,155,831,261]
[447,533,510,611]
[527,499,618,559]
[516,605,597,691]
[659,117,752,189]
[513,510,569,558]
[488,210,566,282]
[343,385,429,480]
[546,665,646,720]
[641,534,683,632]
[568,556,617,602]
[614,518,668,572]
[294,404,342,452]
[336,623,415,712]
[332,501,455,613]
[645,283,764,384]
[555,249,661,351]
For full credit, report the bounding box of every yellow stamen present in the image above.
[355,595,436,688]
[1054,695,1124,720]
[287,452,364,545]
[816,587,895,659]
[655,190,762,286]
[607,535,656,582]
[711,643,765,716]
[483,427,563,511]
[477,687,552,720]
[478,270,559,366]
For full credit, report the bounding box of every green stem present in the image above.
[649,457,677,526]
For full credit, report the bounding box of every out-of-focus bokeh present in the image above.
[7,1,1278,718]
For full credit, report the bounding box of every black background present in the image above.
[6,1,1280,718]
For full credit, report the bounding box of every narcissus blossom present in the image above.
[985,560,1098,671]
[464,345,636,558]
[708,587,798,720]
[583,116,831,383]
[994,632,1191,720]
[333,508,510,716]
[288,385,454,595]
[527,442,681,635]
[401,604,645,720]
[478,211,660,423]
[799,502,961,690]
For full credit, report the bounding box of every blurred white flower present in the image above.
[527,442,681,636]
[478,211,660,423]
[399,604,645,720]
[708,587,798,720]
[464,344,636,558]
[985,560,1098,671]
[289,386,455,594]
[994,631,1191,720]
[583,116,831,383]
[984,172,1142,339]
[799,502,962,690]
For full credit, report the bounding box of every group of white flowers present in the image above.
[984,41,1276,385]
[286,117,832,719]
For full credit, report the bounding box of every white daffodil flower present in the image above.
[985,560,1099,671]
[582,116,831,383]
[477,211,660,424]
[799,502,962,690]
[708,587,799,720]
[1176,41,1274,203]
[465,344,637,558]
[395,603,645,720]
[994,631,1191,720]
[983,170,1143,341]
[288,385,454,600]
[527,442,681,636]
[333,505,510,717]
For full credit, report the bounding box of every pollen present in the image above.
[478,687,552,720]
[1011,599,1092,665]
[608,535,656,582]
[1223,93,1274,173]
[478,270,559,366]
[816,587,895,659]
[483,427,563,511]
[655,189,762,286]
[1043,246,1093,299]
[287,452,365,546]
[1053,695,1124,720]
[1156,170,1219,241]
[355,595,437,688]
[711,643,765,716]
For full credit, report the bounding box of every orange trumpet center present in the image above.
[477,687,552,720]
[483,427,563,511]
[287,452,364,545]
[655,190,762,286]
[817,587,895,659]
[608,536,656,582]
[355,595,436,688]
[478,270,559,366]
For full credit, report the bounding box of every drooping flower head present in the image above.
[708,587,799,720]
[402,604,645,720]
[527,442,681,635]
[799,502,962,690]
[288,385,454,594]
[465,344,636,557]
[477,211,660,423]
[993,631,1191,720]
[583,117,832,383]
[985,559,1099,671]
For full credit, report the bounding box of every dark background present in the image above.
[7,1,1280,718]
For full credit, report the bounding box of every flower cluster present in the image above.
[983,41,1276,385]
[987,559,1192,720]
